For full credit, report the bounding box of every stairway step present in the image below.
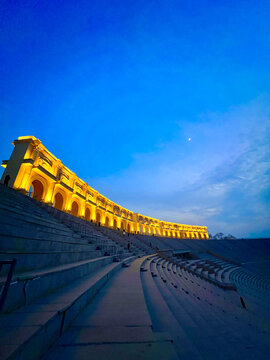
[0,204,71,232]
[0,256,114,313]
[0,234,95,253]
[0,249,103,275]
[0,256,136,360]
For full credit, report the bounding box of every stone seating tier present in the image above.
[0,188,109,274]
[0,255,114,314]
[35,202,132,258]
[1,184,270,359]
[140,256,270,359]
[0,256,136,360]
[135,234,270,265]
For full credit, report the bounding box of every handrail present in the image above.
[0,258,17,312]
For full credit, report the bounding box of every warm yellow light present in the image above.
[1,135,209,239]
[18,136,37,141]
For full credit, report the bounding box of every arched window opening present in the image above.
[71,201,79,217]
[96,212,101,224]
[113,219,117,229]
[4,175,10,186]
[85,208,91,221]
[54,192,64,211]
[32,180,44,201]
[105,216,110,227]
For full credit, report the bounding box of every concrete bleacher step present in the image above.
[32,196,148,258]
[141,256,205,359]
[0,200,44,218]
[0,234,95,253]
[0,210,80,240]
[0,203,73,233]
[35,207,122,255]
[0,209,78,237]
[216,264,238,283]
[157,260,270,359]
[175,263,255,318]
[42,256,177,360]
[0,256,113,314]
[0,256,136,360]
[176,256,237,290]
[0,248,103,275]
[96,227,146,256]
[0,192,47,214]
[3,223,82,246]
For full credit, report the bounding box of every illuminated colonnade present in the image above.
[1,136,209,239]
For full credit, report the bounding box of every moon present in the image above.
[188,137,192,141]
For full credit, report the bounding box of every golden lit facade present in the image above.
[1,136,209,239]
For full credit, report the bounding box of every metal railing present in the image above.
[0,258,17,312]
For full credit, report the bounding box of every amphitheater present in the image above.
[0,136,269,360]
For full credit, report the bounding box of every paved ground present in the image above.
[43,256,178,360]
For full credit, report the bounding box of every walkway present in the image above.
[43,256,178,360]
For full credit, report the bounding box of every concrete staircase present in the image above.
[42,256,178,360]
[1,185,270,359]
[0,185,137,359]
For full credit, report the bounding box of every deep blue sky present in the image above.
[1,0,270,237]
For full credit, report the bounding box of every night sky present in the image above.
[1,0,270,237]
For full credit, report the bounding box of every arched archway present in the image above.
[4,175,10,186]
[85,208,91,221]
[105,216,110,227]
[54,192,64,211]
[127,223,131,233]
[32,180,44,201]
[113,219,118,229]
[96,212,101,224]
[71,201,79,217]
[165,231,168,237]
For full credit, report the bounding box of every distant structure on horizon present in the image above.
[1,136,209,239]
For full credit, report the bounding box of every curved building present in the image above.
[1,136,209,239]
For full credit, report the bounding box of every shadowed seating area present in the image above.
[0,184,269,359]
